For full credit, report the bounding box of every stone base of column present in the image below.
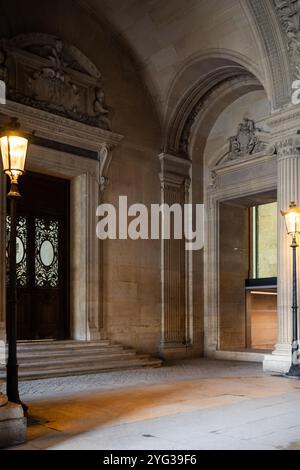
[263,344,292,374]
[159,341,192,360]
[0,400,27,448]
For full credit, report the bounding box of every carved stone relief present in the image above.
[0,33,113,130]
[210,118,274,168]
[207,117,276,192]
[227,118,267,159]
[274,0,300,79]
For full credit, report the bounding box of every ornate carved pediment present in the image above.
[208,118,276,190]
[214,118,272,167]
[228,118,267,159]
[0,33,112,130]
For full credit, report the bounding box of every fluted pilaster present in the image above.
[159,153,191,358]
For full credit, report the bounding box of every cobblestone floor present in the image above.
[4,359,300,450]
[1,358,263,399]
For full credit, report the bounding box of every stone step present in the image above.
[0,340,162,380]
[16,340,111,351]
[17,351,142,366]
[17,346,126,358]
[15,344,124,355]
[0,357,162,381]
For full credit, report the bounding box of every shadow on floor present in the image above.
[23,382,186,449]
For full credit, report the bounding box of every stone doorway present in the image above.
[6,172,70,341]
[218,191,277,355]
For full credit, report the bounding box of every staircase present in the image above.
[0,340,162,380]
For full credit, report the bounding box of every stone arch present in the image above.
[163,51,267,159]
[189,76,267,164]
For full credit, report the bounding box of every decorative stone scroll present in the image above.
[99,143,113,193]
[276,134,300,158]
[274,0,300,80]
[0,33,112,130]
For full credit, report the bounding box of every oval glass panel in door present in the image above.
[40,240,55,267]
[35,218,59,287]
[6,215,28,287]
[16,237,25,264]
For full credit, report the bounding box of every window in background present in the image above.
[251,202,277,279]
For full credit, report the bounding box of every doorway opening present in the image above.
[6,171,70,341]
[219,190,277,353]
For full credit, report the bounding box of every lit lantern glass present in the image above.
[281,202,300,237]
[0,134,28,182]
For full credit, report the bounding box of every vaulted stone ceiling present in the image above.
[81,0,272,123]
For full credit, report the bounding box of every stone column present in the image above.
[264,135,300,373]
[159,153,191,358]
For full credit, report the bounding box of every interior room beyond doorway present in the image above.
[219,191,277,354]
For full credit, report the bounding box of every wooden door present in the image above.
[6,172,70,340]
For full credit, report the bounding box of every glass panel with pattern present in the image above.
[35,217,59,288]
[6,215,28,287]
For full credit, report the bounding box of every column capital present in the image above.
[159,152,191,190]
[276,135,300,159]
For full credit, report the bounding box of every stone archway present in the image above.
[159,53,273,360]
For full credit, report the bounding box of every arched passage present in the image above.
[160,51,277,360]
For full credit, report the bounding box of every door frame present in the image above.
[9,171,71,340]
[0,101,123,342]
[204,153,277,358]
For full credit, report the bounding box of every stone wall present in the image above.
[0,0,293,363]
[0,0,162,354]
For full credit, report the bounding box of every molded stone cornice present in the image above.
[0,100,124,157]
[266,105,300,139]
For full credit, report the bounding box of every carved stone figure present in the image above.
[42,40,66,81]
[94,85,111,130]
[28,39,79,111]
[228,118,265,159]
